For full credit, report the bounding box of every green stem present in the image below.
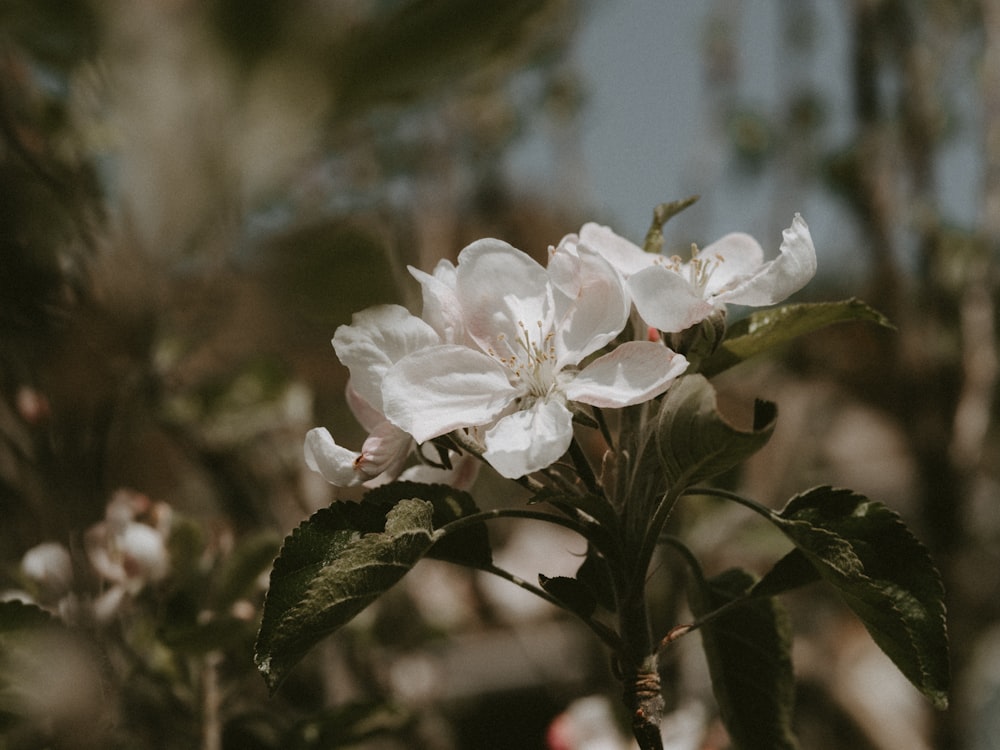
[681,486,774,518]
[437,506,593,540]
[632,483,684,586]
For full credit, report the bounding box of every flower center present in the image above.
[488,320,558,399]
[662,243,724,294]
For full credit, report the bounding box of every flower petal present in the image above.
[455,238,552,356]
[549,243,630,366]
[382,344,520,443]
[579,222,652,276]
[409,259,467,345]
[304,427,364,486]
[712,214,817,306]
[628,265,716,332]
[358,420,413,482]
[345,380,384,433]
[564,341,689,407]
[483,398,574,478]
[332,304,440,412]
[699,232,765,295]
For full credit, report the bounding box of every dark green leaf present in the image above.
[255,483,492,692]
[751,549,822,599]
[363,482,492,569]
[700,298,893,376]
[656,374,776,489]
[768,487,949,708]
[255,499,436,692]
[575,547,617,612]
[538,574,597,619]
[689,568,798,750]
[0,600,54,632]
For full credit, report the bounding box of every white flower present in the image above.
[581,214,817,333]
[21,542,74,600]
[382,238,688,479]
[305,304,439,487]
[86,491,170,596]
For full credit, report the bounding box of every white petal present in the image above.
[628,265,716,332]
[549,245,630,366]
[579,222,652,276]
[564,341,689,407]
[713,214,817,306]
[304,427,364,487]
[382,345,520,443]
[699,232,766,294]
[455,239,552,355]
[332,304,440,411]
[409,260,466,345]
[483,398,574,478]
[345,380,385,433]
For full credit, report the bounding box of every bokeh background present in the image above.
[1,1,997,748]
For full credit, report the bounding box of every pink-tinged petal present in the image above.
[713,214,817,306]
[455,238,552,355]
[483,398,574,478]
[549,246,630,366]
[382,345,520,443]
[699,232,766,294]
[409,260,467,345]
[564,341,689,407]
[628,265,716,332]
[304,427,363,487]
[345,380,384,433]
[357,420,413,482]
[332,305,440,411]
[579,222,652,276]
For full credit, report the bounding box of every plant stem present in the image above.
[618,590,664,750]
[681,486,774,518]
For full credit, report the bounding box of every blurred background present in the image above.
[0,1,997,748]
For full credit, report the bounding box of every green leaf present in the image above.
[254,483,492,692]
[751,549,822,599]
[362,482,493,569]
[656,374,776,489]
[767,487,949,709]
[0,600,54,633]
[538,574,597,619]
[689,568,798,750]
[255,498,436,692]
[700,298,893,377]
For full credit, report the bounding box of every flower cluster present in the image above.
[306,216,815,483]
[5,489,171,623]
